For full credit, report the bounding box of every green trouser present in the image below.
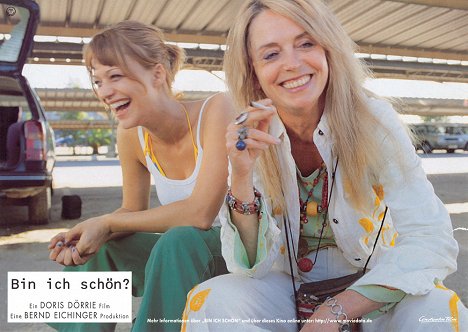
[49,226,227,332]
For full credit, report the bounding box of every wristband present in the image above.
[226,187,261,215]
[323,297,351,332]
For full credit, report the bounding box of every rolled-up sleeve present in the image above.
[219,181,282,278]
[348,284,406,319]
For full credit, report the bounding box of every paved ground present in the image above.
[1,152,467,331]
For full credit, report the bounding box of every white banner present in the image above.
[8,271,132,323]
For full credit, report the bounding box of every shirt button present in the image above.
[318,130,324,135]
[333,218,339,224]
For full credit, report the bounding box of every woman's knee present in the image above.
[383,286,467,331]
[156,226,207,252]
[184,274,255,318]
[186,272,294,317]
[164,225,200,239]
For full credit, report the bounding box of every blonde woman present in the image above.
[48,21,233,331]
[182,1,467,331]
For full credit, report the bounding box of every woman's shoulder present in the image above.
[365,96,402,128]
[366,96,395,115]
[117,125,140,141]
[196,93,235,147]
[117,126,147,166]
[365,96,414,149]
[117,126,143,151]
[205,92,235,110]
[201,92,236,123]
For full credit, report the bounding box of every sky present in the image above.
[23,64,468,123]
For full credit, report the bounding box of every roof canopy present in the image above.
[1,0,467,82]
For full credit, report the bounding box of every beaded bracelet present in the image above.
[225,187,261,215]
[323,297,351,332]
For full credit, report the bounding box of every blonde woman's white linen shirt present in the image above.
[219,98,458,296]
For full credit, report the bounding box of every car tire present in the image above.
[28,187,51,224]
[421,142,432,154]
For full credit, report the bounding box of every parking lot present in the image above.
[1,152,467,331]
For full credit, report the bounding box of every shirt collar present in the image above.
[268,109,331,139]
[316,109,330,137]
[269,113,286,139]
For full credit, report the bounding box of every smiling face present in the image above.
[91,57,158,129]
[248,9,329,116]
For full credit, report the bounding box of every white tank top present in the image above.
[137,97,221,227]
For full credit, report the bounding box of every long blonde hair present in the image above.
[84,21,185,93]
[224,0,387,211]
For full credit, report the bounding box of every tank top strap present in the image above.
[181,103,198,161]
[143,130,166,177]
[138,126,166,176]
[137,126,145,150]
[196,94,216,148]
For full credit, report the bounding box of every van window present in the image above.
[0,6,30,63]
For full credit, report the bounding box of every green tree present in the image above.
[86,128,112,155]
[60,111,87,141]
[58,112,112,155]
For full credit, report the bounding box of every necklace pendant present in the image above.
[306,201,318,217]
[298,257,313,272]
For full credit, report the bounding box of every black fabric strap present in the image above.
[363,206,388,272]
[282,208,300,330]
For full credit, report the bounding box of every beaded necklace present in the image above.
[296,163,329,272]
[298,163,328,224]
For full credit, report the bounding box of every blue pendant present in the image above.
[236,140,247,151]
